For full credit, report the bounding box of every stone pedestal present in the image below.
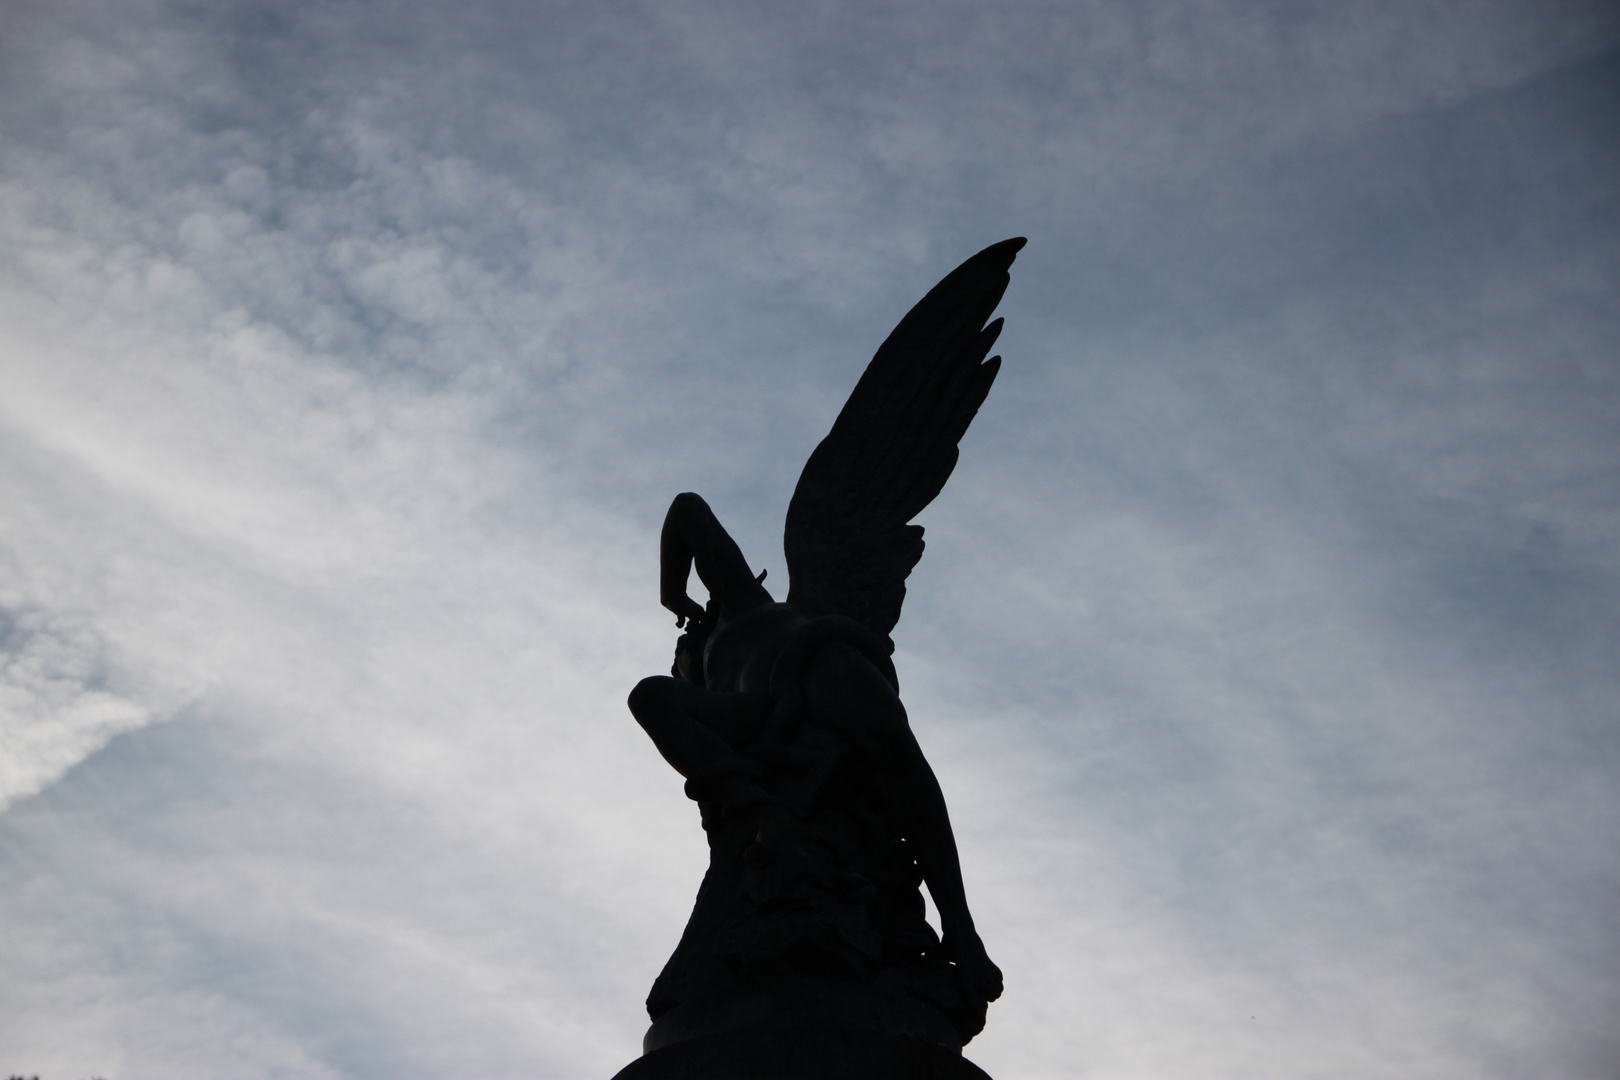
[610,1025,993,1080]
[642,979,967,1054]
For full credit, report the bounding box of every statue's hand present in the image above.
[662,592,705,628]
[945,929,1003,1005]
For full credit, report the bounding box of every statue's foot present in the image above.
[945,932,1003,1005]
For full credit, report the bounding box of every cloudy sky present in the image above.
[1,2,1617,1078]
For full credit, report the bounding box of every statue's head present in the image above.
[671,598,718,686]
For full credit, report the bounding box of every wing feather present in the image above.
[784,237,1025,639]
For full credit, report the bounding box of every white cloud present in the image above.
[0,604,157,809]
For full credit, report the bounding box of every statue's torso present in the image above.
[701,601,808,693]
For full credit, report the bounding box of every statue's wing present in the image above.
[784,237,1025,640]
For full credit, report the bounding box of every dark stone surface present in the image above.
[643,977,962,1054]
[624,240,1025,1062]
[611,1026,994,1080]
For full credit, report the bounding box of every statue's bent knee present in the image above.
[628,675,676,720]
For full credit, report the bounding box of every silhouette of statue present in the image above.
[621,239,1024,1077]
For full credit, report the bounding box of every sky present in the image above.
[1,2,1617,1078]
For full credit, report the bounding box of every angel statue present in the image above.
[627,238,1024,1059]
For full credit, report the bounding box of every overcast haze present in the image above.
[2,2,1618,1078]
